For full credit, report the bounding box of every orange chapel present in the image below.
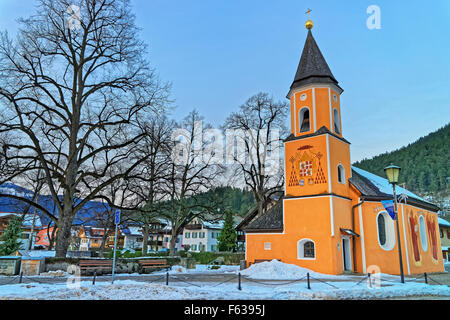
[243,18,445,275]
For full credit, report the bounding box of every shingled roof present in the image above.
[290,30,343,93]
[244,200,284,233]
[350,166,440,212]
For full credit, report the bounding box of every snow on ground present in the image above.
[240,259,340,280]
[1,261,448,300]
[0,278,449,300]
[153,264,240,275]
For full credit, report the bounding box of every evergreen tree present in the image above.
[217,209,237,252]
[0,216,23,256]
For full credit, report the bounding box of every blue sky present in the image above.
[1,0,449,162]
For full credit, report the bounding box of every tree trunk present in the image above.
[169,227,177,256]
[142,225,149,255]
[99,232,109,258]
[55,200,75,257]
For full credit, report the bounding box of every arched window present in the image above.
[337,164,345,184]
[376,211,396,250]
[378,214,386,246]
[419,215,428,251]
[333,109,341,134]
[297,239,315,259]
[299,108,310,133]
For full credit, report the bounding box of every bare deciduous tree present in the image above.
[160,111,224,255]
[0,0,170,257]
[223,92,288,216]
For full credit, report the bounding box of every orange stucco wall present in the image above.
[246,195,355,275]
[328,135,351,198]
[284,135,330,197]
[290,87,343,137]
[354,201,444,275]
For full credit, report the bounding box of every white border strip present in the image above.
[401,203,411,275]
[312,87,317,132]
[358,203,367,274]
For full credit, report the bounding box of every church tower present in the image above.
[244,13,445,276]
[284,18,351,202]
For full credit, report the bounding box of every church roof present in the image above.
[290,30,342,93]
[350,166,440,212]
[244,200,283,232]
[438,217,450,228]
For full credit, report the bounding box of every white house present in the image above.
[182,218,223,252]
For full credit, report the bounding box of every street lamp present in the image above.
[384,164,404,283]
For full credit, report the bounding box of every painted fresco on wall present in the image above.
[408,210,422,267]
[407,209,440,267]
[426,215,439,264]
[288,145,327,187]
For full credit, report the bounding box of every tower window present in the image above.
[337,164,345,184]
[299,108,310,133]
[333,109,341,134]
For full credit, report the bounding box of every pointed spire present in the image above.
[290,29,343,93]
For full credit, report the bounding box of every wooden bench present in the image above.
[79,260,114,275]
[138,259,171,273]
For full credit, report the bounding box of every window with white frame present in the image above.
[419,215,428,251]
[299,107,310,133]
[185,232,190,238]
[376,211,396,250]
[337,164,345,184]
[192,232,197,238]
[333,108,341,134]
[297,239,315,259]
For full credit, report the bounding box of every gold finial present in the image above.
[305,8,313,30]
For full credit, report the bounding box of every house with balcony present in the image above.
[182,218,222,252]
[182,215,243,252]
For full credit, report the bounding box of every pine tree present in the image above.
[0,216,23,256]
[217,209,237,252]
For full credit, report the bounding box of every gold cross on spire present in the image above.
[305,8,314,30]
[305,8,312,19]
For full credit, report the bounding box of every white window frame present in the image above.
[337,164,345,184]
[376,211,396,251]
[333,108,341,134]
[297,238,316,260]
[419,215,428,252]
[299,107,311,133]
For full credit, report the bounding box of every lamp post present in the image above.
[384,164,404,283]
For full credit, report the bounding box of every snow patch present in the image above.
[240,259,338,280]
